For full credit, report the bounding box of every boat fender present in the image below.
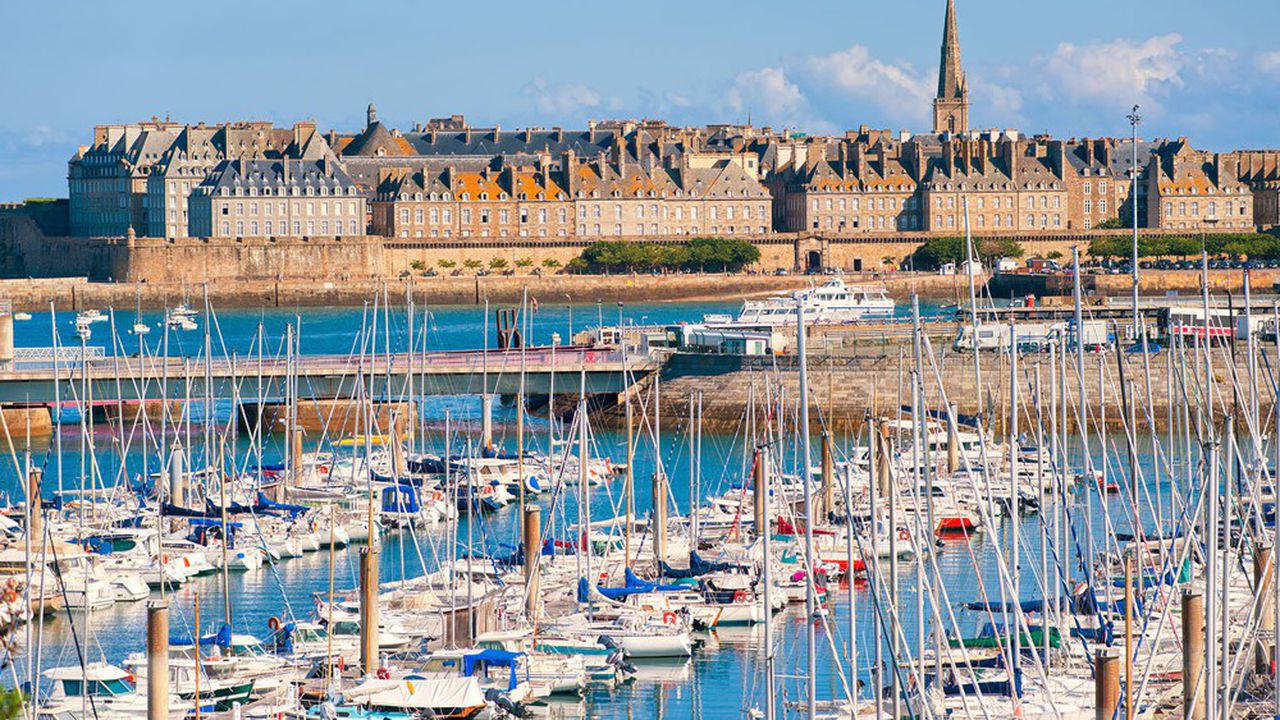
[596,634,618,650]
[267,616,281,631]
[376,666,391,680]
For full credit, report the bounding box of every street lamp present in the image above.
[1127,104,1142,347]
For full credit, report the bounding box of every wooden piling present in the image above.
[1183,590,1206,720]
[1095,650,1119,720]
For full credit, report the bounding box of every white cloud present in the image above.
[520,77,601,117]
[1043,34,1184,107]
[1255,50,1280,76]
[726,67,805,120]
[797,45,932,124]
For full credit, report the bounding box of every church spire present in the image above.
[932,0,969,134]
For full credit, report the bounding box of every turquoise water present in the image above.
[4,299,1187,718]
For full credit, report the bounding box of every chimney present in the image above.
[1048,140,1066,176]
[942,139,955,177]
[562,149,576,193]
[492,124,501,142]
[1082,137,1094,165]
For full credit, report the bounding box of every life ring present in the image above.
[267,616,281,631]
[733,590,749,603]
[318,465,330,475]
[898,529,910,541]
[662,611,678,625]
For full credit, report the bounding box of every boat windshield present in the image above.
[62,678,133,697]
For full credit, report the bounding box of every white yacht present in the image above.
[727,278,894,326]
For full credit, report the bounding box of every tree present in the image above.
[908,236,1023,270]
[565,257,589,274]
[1095,216,1126,230]
[541,258,562,269]
[463,258,482,270]
[576,237,759,274]
[1046,250,1063,260]
[489,257,509,270]
[437,258,457,269]
[515,257,534,270]
[409,260,425,272]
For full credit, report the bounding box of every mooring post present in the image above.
[820,431,834,521]
[359,546,380,674]
[1095,650,1119,720]
[1183,590,1206,720]
[147,601,169,720]
[1255,545,1275,676]
[652,471,667,569]
[523,504,541,622]
[753,445,768,539]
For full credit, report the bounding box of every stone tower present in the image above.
[932,0,969,135]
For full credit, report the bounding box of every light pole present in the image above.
[1127,104,1142,346]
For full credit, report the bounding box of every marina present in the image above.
[0,255,1278,719]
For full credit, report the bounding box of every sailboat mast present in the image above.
[794,293,817,719]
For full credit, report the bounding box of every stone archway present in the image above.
[793,235,828,273]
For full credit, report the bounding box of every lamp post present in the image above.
[1127,105,1142,346]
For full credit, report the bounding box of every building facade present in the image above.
[188,158,365,239]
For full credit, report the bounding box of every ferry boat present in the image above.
[723,278,894,326]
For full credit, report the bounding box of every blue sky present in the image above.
[2,0,1278,201]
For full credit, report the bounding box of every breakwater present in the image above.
[620,345,1271,435]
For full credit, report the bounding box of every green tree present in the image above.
[463,258,482,271]
[437,258,457,269]
[541,257,562,269]
[409,260,425,272]
[1046,250,1063,260]
[1095,216,1126,230]
[489,257,509,270]
[515,257,534,270]
[908,236,1022,270]
[565,257,589,274]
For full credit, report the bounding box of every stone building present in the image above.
[68,120,181,237]
[188,158,365,239]
[1146,140,1253,231]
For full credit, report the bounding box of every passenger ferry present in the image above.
[720,278,895,326]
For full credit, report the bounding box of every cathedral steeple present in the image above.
[932,0,969,135]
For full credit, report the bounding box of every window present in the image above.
[250,221,258,234]
[400,209,409,224]
[538,208,546,223]
[235,202,244,214]
[221,221,230,235]
[349,220,358,234]
[500,209,509,223]
[430,208,439,223]
[1083,182,1092,194]
[236,221,244,235]
[614,204,622,220]
[461,208,471,223]
[557,208,566,223]
[1099,181,1107,194]
[637,204,645,219]
[292,221,300,234]
[443,209,452,223]
[1083,200,1091,214]
[1084,218,1092,230]
[1208,201,1217,217]
[321,220,329,233]
[1099,200,1107,214]
[414,209,423,224]
[481,209,490,223]
[307,220,315,234]
[265,221,273,234]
